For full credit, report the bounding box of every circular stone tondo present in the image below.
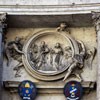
[22,29,80,81]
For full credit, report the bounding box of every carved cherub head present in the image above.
[40,41,46,46]
[55,43,61,48]
[15,37,21,43]
[60,23,67,29]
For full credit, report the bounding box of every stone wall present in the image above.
[2,27,97,100]
[2,91,96,100]
[0,0,100,5]
[0,0,100,15]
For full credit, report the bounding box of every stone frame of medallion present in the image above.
[1,12,98,99]
[22,29,82,81]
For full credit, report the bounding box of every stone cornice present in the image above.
[0,3,100,15]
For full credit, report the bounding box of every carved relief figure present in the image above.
[37,41,49,70]
[85,47,97,69]
[46,48,54,70]
[74,41,86,68]
[4,25,97,83]
[5,37,24,77]
[62,46,73,69]
[53,43,63,71]
[27,36,95,81]
[63,41,86,81]
[57,23,70,33]
[29,42,73,72]
[29,43,38,67]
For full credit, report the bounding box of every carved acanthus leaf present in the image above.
[92,11,100,32]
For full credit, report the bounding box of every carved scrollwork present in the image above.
[5,37,24,77]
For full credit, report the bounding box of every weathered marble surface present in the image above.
[0,0,100,15]
[2,91,96,100]
[2,27,97,100]
[3,27,97,82]
[0,0,100,5]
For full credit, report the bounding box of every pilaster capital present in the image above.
[0,13,7,34]
[92,11,100,32]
